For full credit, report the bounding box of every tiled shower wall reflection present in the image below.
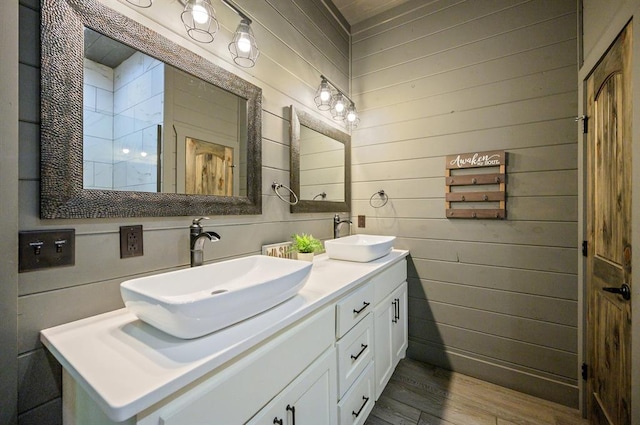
[83,51,163,191]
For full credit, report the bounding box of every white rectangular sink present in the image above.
[120,255,312,339]
[324,234,395,262]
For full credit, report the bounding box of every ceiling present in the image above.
[329,0,412,25]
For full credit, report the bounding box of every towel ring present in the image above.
[313,192,327,200]
[369,190,388,208]
[272,182,299,205]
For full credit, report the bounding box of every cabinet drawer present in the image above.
[138,306,335,425]
[338,362,375,425]
[372,259,407,305]
[336,314,373,399]
[336,282,374,338]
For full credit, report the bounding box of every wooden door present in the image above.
[586,22,632,425]
[185,137,234,196]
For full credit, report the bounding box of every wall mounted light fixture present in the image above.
[125,0,259,67]
[314,75,359,129]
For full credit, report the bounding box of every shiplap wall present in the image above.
[16,0,349,422]
[350,0,579,408]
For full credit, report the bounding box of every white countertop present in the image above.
[40,250,409,422]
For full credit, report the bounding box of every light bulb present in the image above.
[347,110,357,122]
[320,89,331,102]
[335,100,345,113]
[140,151,148,157]
[237,34,251,53]
[192,3,210,24]
[122,148,130,154]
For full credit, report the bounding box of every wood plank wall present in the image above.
[349,0,579,408]
[15,0,349,422]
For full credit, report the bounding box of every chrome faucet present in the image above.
[333,214,352,239]
[190,217,221,267]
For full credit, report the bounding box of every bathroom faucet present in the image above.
[190,217,221,267]
[333,214,352,239]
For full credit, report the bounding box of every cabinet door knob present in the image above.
[273,418,283,425]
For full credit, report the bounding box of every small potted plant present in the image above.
[290,233,323,261]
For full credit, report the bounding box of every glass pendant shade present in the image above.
[346,104,359,129]
[229,19,259,68]
[182,0,218,43]
[314,79,333,111]
[125,0,152,7]
[331,93,347,120]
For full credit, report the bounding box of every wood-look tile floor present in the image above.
[365,359,588,425]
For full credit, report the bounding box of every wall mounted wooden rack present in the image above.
[445,150,506,219]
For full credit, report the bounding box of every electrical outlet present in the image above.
[358,215,366,228]
[120,225,143,258]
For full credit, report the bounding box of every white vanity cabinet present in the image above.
[42,252,409,425]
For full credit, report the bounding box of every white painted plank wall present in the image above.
[15,0,349,422]
[350,0,579,408]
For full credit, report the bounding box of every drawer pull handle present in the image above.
[392,300,398,323]
[286,405,296,425]
[353,301,370,315]
[352,396,370,418]
[273,418,283,425]
[395,298,400,322]
[350,343,368,361]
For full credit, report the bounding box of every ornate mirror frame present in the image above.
[289,105,351,213]
[40,0,262,218]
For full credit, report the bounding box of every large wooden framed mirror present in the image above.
[40,0,262,218]
[289,105,350,213]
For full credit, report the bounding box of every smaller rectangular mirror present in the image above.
[289,105,350,213]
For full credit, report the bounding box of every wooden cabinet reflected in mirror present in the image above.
[289,105,350,213]
[41,0,261,218]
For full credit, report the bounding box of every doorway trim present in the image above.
[0,0,19,423]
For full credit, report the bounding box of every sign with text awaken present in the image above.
[445,150,507,219]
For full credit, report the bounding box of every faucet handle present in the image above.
[192,217,209,226]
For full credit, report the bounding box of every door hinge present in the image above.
[576,115,588,133]
[582,240,588,257]
[582,363,588,381]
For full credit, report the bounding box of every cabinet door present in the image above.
[374,295,394,400]
[248,347,338,425]
[374,282,408,400]
[391,282,408,363]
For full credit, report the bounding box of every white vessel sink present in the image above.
[120,255,312,339]
[324,234,395,262]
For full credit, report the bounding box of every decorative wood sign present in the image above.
[445,150,506,219]
[261,242,293,259]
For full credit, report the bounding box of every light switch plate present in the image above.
[19,229,75,272]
